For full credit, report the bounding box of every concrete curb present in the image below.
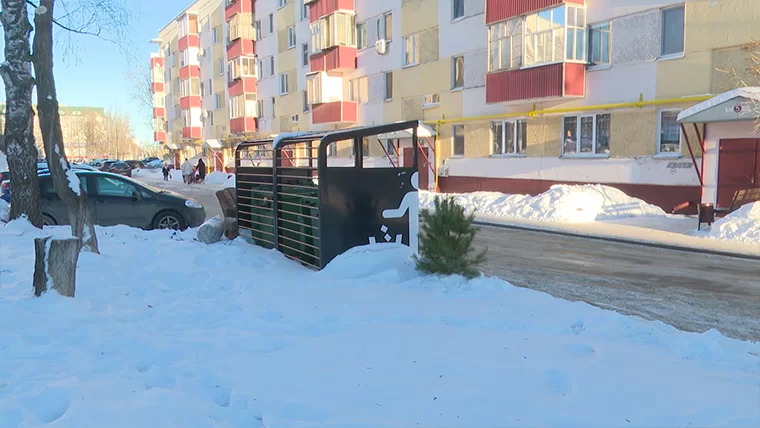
[473,219,760,262]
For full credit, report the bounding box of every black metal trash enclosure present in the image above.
[234,121,422,269]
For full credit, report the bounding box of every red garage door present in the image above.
[717,139,760,208]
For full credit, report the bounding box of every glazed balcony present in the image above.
[311,101,358,125]
[227,38,255,60]
[230,117,257,134]
[225,0,252,21]
[309,0,355,23]
[486,62,585,103]
[486,0,585,24]
[310,46,356,73]
[182,127,202,140]
[228,77,257,97]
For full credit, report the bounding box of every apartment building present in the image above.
[152,0,760,210]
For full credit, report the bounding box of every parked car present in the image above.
[38,170,206,230]
[1,164,97,203]
[100,161,132,177]
[124,160,145,170]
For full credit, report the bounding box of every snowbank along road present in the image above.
[134,173,760,341]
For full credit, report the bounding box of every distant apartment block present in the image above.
[151,0,760,210]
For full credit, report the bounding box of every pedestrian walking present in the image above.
[181,158,193,184]
[196,158,207,183]
[162,165,170,181]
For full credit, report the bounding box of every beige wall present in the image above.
[400,0,438,36]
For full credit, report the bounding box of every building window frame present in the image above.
[403,34,420,67]
[279,73,289,95]
[452,124,465,157]
[488,18,522,72]
[561,113,611,157]
[661,5,685,58]
[588,21,611,67]
[422,93,440,109]
[491,119,528,156]
[384,71,393,101]
[301,43,309,67]
[287,26,296,49]
[301,2,309,21]
[452,55,464,90]
[356,21,368,50]
[657,109,682,155]
[452,0,464,21]
[277,0,286,9]
[268,13,274,34]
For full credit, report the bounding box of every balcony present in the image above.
[151,82,164,93]
[179,65,200,80]
[230,117,257,134]
[180,96,202,110]
[153,107,165,118]
[486,62,585,104]
[311,101,358,125]
[178,34,199,51]
[182,127,202,140]
[309,0,355,23]
[150,56,164,69]
[227,38,255,60]
[153,131,167,143]
[486,0,584,24]
[228,77,257,97]
[310,46,356,73]
[225,0,252,21]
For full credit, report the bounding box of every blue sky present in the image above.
[1,0,191,145]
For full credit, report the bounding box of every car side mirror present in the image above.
[131,191,142,201]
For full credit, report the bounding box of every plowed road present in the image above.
[135,174,760,341]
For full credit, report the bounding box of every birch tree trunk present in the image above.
[32,0,99,253]
[0,0,43,227]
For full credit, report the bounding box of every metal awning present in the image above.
[678,87,760,123]
[203,139,222,149]
[166,143,179,150]
[376,121,436,140]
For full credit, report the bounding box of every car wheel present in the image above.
[42,214,57,226]
[153,211,186,231]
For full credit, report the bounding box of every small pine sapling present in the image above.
[415,196,487,279]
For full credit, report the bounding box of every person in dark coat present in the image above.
[161,165,170,181]
[196,158,207,183]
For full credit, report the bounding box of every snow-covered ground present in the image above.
[0,219,757,427]
[420,185,760,248]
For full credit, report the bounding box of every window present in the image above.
[661,6,685,57]
[271,97,276,118]
[384,71,393,100]
[452,0,464,20]
[302,43,309,67]
[228,56,256,82]
[212,27,219,44]
[40,175,89,197]
[452,125,465,157]
[254,20,261,40]
[566,5,586,62]
[269,56,275,77]
[302,90,309,112]
[95,176,136,198]
[658,110,681,154]
[257,99,264,118]
[562,114,610,155]
[356,22,367,49]
[215,93,223,109]
[268,13,274,34]
[301,2,308,21]
[589,22,611,66]
[207,111,214,126]
[524,6,568,66]
[488,18,522,71]
[327,142,337,157]
[287,26,296,48]
[403,34,420,66]
[217,58,224,76]
[279,73,289,95]
[491,120,527,155]
[381,12,392,41]
[277,0,286,9]
[452,56,464,89]
[179,78,201,97]
[422,94,439,108]
[230,94,258,119]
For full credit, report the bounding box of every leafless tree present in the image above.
[126,56,155,129]
[33,0,99,251]
[0,0,43,227]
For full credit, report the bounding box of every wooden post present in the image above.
[33,237,81,297]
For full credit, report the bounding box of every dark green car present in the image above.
[39,170,206,230]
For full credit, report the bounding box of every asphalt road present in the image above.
[135,173,760,341]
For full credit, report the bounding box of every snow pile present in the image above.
[420,185,666,223]
[0,220,758,426]
[706,202,760,245]
[169,169,184,182]
[0,198,8,223]
[224,173,236,188]
[204,171,232,185]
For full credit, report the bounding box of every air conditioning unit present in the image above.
[291,114,299,123]
[198,48,205,57]
[375,39,387,55]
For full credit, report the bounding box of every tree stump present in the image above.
[33,237,80,297]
